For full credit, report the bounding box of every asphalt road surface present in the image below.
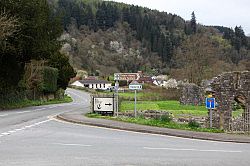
[0,88,250,166]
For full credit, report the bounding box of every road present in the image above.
[0,88,250,166]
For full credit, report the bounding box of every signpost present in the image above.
[114,73,140,81]
[93,97,114,114]
[206,97,216,128]
[113,73,140,117]
[129,82,142,118]
[114,81,119,116]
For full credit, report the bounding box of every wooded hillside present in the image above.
[56,0,250,84]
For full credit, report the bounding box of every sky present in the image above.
[107,0,250,35]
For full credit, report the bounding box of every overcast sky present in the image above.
[107,0,250,35]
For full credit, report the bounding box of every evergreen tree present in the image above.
[190,11,197,34]
[0,0,74,94]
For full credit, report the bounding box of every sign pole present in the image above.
[206,98,215,128]
[134,89,137,118]
[209,109,212,128]
[115,80,119,117]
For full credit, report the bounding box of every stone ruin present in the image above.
[179,83,204,106]
[210,71,250,132]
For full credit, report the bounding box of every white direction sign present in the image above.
[129,84,142,90]
[114,73,140,81]
[93,97,114,112]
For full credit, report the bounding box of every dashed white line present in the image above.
[52,143,92,147]
[16,111,32,114]
[0,114,9,117]
[1,132,10,136]
[34,108,46,111]
[0,119,52,138]
[143,147,242,153]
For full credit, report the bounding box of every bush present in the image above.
[42,67,58,93]
[55,88,65,99]
[159,114,173,123]
[188,120,200,128]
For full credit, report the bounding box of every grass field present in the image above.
[120,100,244,118]
[121,100,208,117]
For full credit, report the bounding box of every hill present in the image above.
[55,0,249,84]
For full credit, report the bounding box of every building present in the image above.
[137,76,154,84]
[71,80,112,90]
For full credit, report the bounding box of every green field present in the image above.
[120,100,208,117]
[121,100,244,118]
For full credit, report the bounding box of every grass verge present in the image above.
[86,113,224,133]
[0,96,73,110]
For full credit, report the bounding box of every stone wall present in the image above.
[210,71,250,131]
[179,83,204,106]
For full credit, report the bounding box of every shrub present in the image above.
[159,114,173,123]
[55,88,65,99]
[42,67,58,93]
[188,120,200,128]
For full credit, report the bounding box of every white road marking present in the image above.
[0,114,9,117]
[0,119,52,138]
[16,111,32,114]
[34,108,46,111]
[143,147,242,153]
[48,106,58,109]
[52,143,92,147]
[1,132,10,136]
[0,108,46,117]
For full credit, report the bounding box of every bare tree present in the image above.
[0,10,19,41]
[170,34,232,84]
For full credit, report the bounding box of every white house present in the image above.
[71,80,112,90]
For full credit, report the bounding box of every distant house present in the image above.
[138,76,154,84]
[71,80,112,90]
[85,76,98,80]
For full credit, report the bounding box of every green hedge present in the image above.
[42,67,58,93]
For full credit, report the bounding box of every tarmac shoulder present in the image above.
[57,111,250,144]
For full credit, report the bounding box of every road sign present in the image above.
[114,73,140,81]
[129,82,143,118]
[129,84,142,90]
[206,98,215,109]
[93,97,114,112]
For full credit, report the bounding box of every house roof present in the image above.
[138,76,153,82]
[78,80,110,84]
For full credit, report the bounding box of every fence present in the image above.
[229,107,250,134]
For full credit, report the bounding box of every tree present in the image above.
[234,26,247,51]
[0,0,74,95]
[171,34,226,84]
[0,11,19,41]
[49,53,76,89]
[190,11,197,34]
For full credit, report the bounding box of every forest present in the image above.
[0,0,250,105]
[55,0,250,83]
